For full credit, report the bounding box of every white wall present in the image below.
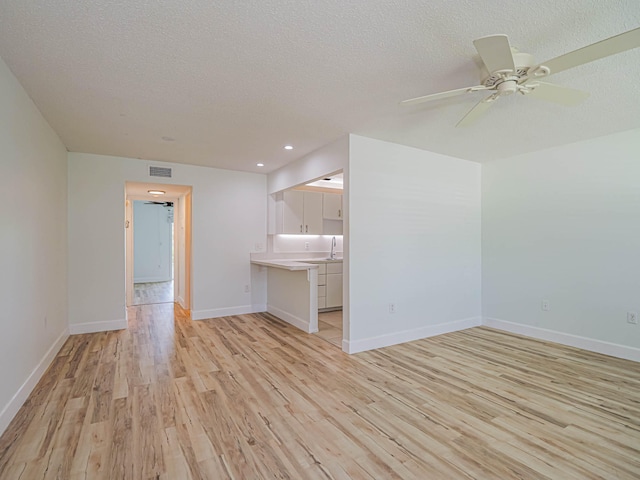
[0,57,69,434]
[347,135,482,353]
[68,153,267,331]
[482,129,640,359]
[273,234,343,255]
[133,201,173,283]
[267,136,348,195]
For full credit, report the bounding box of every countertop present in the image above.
[250,257,343,271]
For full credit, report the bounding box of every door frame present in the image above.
[125,183,192,312]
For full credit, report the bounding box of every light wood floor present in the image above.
[132,280,174,305]
[1,304,639,479]
[317,310,343,348]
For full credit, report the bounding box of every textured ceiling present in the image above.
[0,1,639,173]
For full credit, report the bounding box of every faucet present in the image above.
[330,236,337,260]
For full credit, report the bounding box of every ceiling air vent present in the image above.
[149,166,172,178]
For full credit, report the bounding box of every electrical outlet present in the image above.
[254,243,263,251]
[627,312,638,325]
[541,300,550,311]
[244,285,250,293]
[304,242,309,251]
[389,303,396,314]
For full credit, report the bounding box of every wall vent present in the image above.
[149,166,172,178]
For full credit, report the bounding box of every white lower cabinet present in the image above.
[326,273,343,308]
[325,262,343,309]
[312,261,342,311]
[317,265,327,309]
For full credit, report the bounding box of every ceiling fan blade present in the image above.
[400,85,488,106]
[525,81,589,106]
[541,27,640,76]
[473,34,516,73]
[456,94,498,127]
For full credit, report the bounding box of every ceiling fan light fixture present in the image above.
[147,190,165,195]
[284,145,293,150]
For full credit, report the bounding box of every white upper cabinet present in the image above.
[303,191,323,234]
[279,190,323,234]
[323,193,342,220]
[281,190,304,233]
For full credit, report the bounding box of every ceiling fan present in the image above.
[401,28,640,127]
[145,201,173,207]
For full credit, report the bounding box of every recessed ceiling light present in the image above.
[284,145,293,150]
[257,163,264,167]
[148,190,165,195]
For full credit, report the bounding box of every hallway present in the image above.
[132,280,174,306]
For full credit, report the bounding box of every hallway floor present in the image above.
[132,280,173,305]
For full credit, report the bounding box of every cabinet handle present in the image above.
[338,209,341,218]
[305,225,308,233]
[300,225,303,233]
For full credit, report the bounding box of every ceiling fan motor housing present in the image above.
[497,80,518,95]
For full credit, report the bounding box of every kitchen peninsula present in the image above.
[250,255,343,334]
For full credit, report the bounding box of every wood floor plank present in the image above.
[1,304,640,479]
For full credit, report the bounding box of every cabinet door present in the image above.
[323,194,342,220]
[303,192,323,234]
[326,273,343,308]
[282,190,304,234]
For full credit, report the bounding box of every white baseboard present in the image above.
[266,305,314,333]
[344,316,482,354]
[69,318,128,334]
[0,328,69,436]
[484,317,640,362]
[192,304,267,321]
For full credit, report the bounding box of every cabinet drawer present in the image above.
[327,262,342,274]
[317,297,326,309]
[315,263,327,275]
[318,274,326,286]
[317,285,326,298]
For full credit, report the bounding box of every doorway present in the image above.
[125,182,192,311]
[131,199,174,305]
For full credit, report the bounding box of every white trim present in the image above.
[177,295,186,310]
[69,318,128,334]
[344,317,482,354]
[483,317,640,362]
[192,304,267,321]
[0,329,69,436]
[266,304,316,333]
